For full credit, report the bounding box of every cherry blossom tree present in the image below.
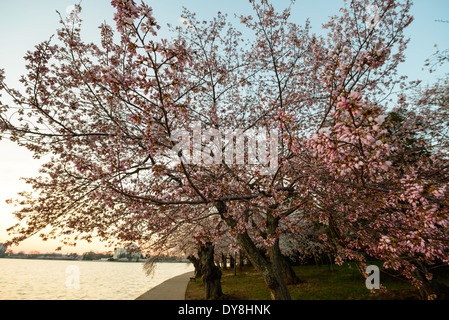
[301,1,449,297]
[2,0,447,300]
[398,46,449,298]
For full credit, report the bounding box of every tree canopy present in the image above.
[1,0,448,300]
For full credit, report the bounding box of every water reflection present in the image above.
[0,258,193,300]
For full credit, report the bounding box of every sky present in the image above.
[0,0,448,254]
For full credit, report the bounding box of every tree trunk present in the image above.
[215,201,291,300]
[187,254,202,279]
[313,253,321,267]
[246,256,253,268]
[265,237,292,299]
[199,242,223,300]
[327,254,334,272]
[415,262,449,300]
[281,255,300,285]
[222,253,228,270]
[237,231,291,299]
[239,250,245,269]
[229,254,235,268]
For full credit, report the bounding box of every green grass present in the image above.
[185,263,431,300]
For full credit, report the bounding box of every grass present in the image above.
[185,262,442,300]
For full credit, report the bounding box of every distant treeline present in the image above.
[0,251,110,260]
[0,250,187,262]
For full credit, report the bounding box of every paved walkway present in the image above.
[135,271,195,300]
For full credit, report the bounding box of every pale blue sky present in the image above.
[0,0,448,253]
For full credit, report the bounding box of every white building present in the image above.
[113,243,141,260]
[113,247,127,259]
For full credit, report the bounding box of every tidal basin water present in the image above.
[0,258,193,300]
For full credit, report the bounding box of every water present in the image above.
[0,258,193,300]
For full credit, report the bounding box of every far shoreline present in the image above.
[0,256,190,263]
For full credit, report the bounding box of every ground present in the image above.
[185,262,448,300]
